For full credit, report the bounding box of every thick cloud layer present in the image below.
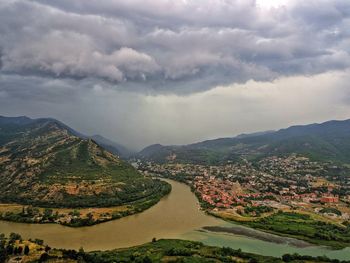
[0,0,350,149]
[1,0,349,94]
[1,71,350,150]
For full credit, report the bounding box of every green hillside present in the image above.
[138,119,350,165]
[0,116,169,207]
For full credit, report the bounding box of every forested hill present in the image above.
[138,119,350,164]
[0,116,167,207]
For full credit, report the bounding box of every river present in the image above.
[0,179,349,260]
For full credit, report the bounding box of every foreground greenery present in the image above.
[0,234,349,263]
[84,239,336,263]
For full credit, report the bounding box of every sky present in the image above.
[0,0,350,150]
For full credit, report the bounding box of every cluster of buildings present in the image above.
[194,176,245,208]
[140,155,350,219]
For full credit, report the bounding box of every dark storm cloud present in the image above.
[0,0,350,95]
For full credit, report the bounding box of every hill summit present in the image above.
[0,116,167,207]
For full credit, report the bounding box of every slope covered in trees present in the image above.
[0,116,169,207]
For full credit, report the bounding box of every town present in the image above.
[138,155,350,223]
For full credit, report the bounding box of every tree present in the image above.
[54,211,59,219]
[34,239,44,246]
[77,256,85,263]
[43,208,53,220]
[0,245,7,263]
[39,252,49,262]
[26,206,35,216]
[9,233,22,243]
[69,210,81,217]
[86,213,94,224]
[152,237,157,243]
[6,245,13,255]
[44,245,51,253]
[282,254,293,262]
[32,207,40,214]
[143,256,152,263]
[24,245,30,255]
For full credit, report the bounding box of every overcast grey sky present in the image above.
[1,0,350,150]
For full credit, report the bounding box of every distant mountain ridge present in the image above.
[0,115,34,125]
[0,116,132,158]
[0,116,164,207]
[138,119,350,164]
[0,115,86,138]
[90,134,132,158]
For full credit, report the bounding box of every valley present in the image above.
[2,0,349,261]
[1,116,350,261]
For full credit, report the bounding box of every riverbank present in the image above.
[0,182,171,227]
[201,226,312,248]
[207,209,350,249]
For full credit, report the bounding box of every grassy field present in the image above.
[244,211,350,249]
[74,239,350,262]
[84,239,281,263]
[206,207,350,249]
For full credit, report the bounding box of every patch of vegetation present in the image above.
[0,234,349,263]
[75,239,350,263]
[245,211,350,249]
[243,206,274,217]
[83,239,280,263]
[0,182,171,227]
[319,208,342,216]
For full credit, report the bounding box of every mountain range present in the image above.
[2,115,350,207]
[0,116,165,207]
[138,119,350,165]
